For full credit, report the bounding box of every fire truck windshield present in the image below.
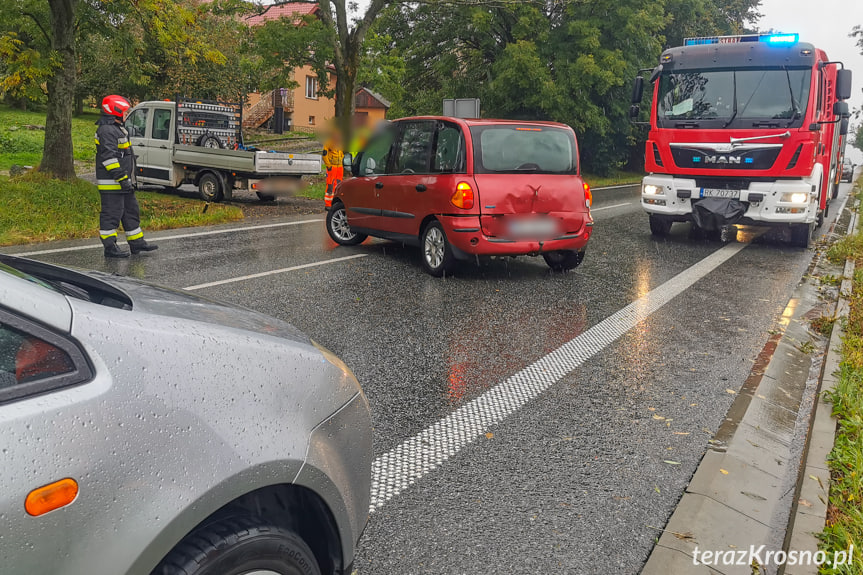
[657,68,812,129]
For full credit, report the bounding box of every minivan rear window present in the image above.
[470,125,578,174]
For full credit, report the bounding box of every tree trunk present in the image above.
[74,94,84,116]
[40,0,78,180]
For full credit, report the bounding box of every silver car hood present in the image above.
[84,271,310,344]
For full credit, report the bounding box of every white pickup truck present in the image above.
[124,99,322,202]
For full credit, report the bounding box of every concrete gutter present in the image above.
[641,204,855,575]
[783,207,858,575]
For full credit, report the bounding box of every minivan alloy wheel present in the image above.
[424,226,445,269]
[330,208,355,241]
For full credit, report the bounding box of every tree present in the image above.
[41,0,78,180]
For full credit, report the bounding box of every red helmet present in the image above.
[101,95,131,118]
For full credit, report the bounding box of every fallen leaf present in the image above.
[648,407,656,412]
[798,498,813,507]
[664,460,681,465]
[720,469,729,475]
[673,432,690,436]
[690,403,698,407]
[673,531,696,542]
[653,414,666,420]
[654,485,661,494]
[485,432,494,439]
[726,389,737,395]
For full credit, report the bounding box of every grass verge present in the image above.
[0,173,243,246]
[0,105,101,174]
[821,176,863,573]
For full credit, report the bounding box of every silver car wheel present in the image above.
[330,208,356,241]
[424,226,445,269]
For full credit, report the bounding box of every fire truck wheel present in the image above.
[791,223,814,249]
[649,214,672,237]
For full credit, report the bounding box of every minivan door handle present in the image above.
[415,184,427,192]
[375,182,384,189]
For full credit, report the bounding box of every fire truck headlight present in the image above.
[781,192,809,204]
[643,184,662,196]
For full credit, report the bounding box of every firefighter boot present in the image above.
[128,238,158,254]
[103,240,130,259]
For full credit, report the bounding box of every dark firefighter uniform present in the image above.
[94,111,156,257]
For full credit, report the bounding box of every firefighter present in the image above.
[322,134,344,209]
[95,95,158,258]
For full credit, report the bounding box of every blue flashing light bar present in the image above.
[683,33,799,47]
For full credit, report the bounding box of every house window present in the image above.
[309,116,316,126]
[305,76,318,100]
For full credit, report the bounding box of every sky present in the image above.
[758,0,863,162]
[350,0,862,161]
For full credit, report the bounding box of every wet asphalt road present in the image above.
[7,183,853,574]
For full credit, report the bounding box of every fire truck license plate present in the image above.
[700,188,741,199]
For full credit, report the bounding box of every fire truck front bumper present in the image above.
[640,175,819,226]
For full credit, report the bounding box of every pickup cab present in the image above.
[124,100,322,202]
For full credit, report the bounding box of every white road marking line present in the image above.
[9,219,324,257]
[592,202,632,212]
[183,254,367,291]
[369,241,747,513]
[592,183,640,191]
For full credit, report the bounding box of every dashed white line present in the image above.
[183,254,367,291]
[592,202,633,212]
[9,219,324,257]
[369,241,747,513]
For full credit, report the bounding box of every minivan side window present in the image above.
[432,123,466,174]
[393,121,435,175]
[125,109,148,138]
[358,127,397,176]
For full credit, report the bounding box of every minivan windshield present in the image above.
[657,67,812,129]
[470,125,578,174]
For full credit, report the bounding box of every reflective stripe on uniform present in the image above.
[117,140,131,149]
[99,230,118,239]
[98,184,122,191]
[102,158,121,169]
[117,175,128,181]
[125,228,144,241]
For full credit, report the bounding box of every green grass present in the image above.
[583,170,644,189]
[0,173,243,246]
[0,105,101,174]
[820,175,863,573]
[296,176,326,200]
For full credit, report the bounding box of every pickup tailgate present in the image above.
[255,152,322,175]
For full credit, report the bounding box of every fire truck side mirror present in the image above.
[836,69,852,101]
[808,123,822,132]
[833,101,850,118]
[629,105,641,120]
[840,118,849,136]
[631,76,645,104]
[649,65,663,84]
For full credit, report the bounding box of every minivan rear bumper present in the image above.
[439,215,592,258]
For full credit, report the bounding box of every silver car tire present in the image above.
[151,518,321,575]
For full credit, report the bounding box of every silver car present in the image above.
[0,254,371,575]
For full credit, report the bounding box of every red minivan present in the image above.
[326,117,594,276]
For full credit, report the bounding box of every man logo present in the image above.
[704,155,743,165]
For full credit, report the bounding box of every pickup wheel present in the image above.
[543,250,585,272]
[649,214,673,237]
[198,172,224,202]
[326,203,367,246]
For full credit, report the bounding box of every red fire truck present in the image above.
[630,33,853,247]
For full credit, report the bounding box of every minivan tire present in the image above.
[151,517,321,575]
[421,220,455,277]
[543,250,584,272]
[326,203,367,245]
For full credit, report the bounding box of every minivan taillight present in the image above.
[452,182,474,209]
[583,182,592,208]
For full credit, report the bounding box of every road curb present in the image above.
[782,205,858,575]
[640,203,856,575]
